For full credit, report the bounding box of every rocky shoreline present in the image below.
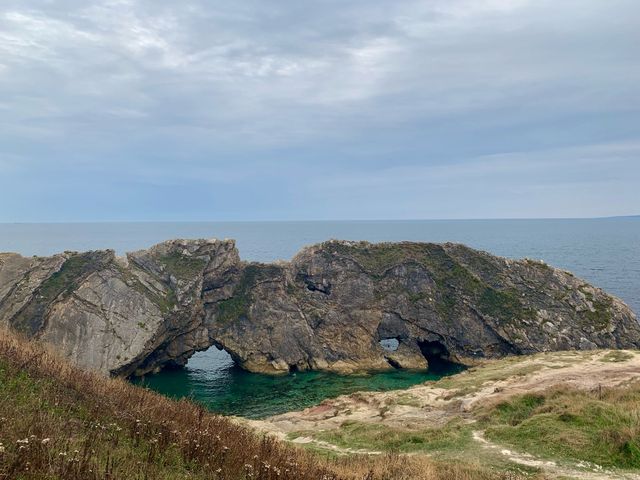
[1,239,639,377]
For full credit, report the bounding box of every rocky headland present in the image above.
[1,239,638,377]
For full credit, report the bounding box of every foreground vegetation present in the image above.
[303,382,640,471]
[277,350,640,479]
[0,328,526,480]
[481,384,640,469]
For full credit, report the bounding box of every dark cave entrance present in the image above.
[417,340,458,373]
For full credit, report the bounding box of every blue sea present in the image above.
[2,218,638,417]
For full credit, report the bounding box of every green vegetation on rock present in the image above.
[10,252,109,336]
[577,285,614,329]
[327,241,534,324]
[158,252,206,279]
[478,288,535,322]
[216,263,284,324]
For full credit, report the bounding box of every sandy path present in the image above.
[471,430,640,480]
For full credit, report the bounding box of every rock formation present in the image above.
[1,239,638,376]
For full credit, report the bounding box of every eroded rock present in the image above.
[1,239,638,376]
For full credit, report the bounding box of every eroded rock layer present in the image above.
[1,239,638,376]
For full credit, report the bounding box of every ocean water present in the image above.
[2,218,639,417]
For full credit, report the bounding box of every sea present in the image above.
[1,218,638,418]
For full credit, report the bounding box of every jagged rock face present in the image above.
[206,241,640,373]
[1,239,639,376]
[0,239,240,376]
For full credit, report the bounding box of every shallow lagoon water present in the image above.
[132,347,465,419]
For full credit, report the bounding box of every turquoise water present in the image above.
[2,218,639,417]
[132,347,465,419]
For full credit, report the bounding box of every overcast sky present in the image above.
[0,0,638,221]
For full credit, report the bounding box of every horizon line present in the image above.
[1,214,638,225]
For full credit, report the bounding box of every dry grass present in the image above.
[0,328,524,480]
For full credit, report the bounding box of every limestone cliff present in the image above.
[1,239,638,376]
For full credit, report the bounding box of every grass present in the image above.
[479,383,640,469]
[577,285,614,330]
[298,418,476,455]
[158,252,207,280]
[600,350,635,363]
[0,327,530,480]
[285,351,640,476]
[477,288,535,323]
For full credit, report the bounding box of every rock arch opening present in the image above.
[417,340,457,373]
[185,344,236,373]
[379,337,400,352]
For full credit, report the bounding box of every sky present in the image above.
[0,0,639,222]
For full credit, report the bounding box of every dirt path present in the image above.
[471,430,640,480]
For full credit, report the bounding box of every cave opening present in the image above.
[417,340,458,373]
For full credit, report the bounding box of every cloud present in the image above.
[0,0,638,220]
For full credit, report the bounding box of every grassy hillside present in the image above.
[0,328,521,480]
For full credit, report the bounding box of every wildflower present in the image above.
[41,438,51,445]
[17,438,29,445]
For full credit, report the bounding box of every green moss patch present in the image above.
[158,252,206,279]
[10,252,110,335]
[215,263,284,324]
[326,241,534,324]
